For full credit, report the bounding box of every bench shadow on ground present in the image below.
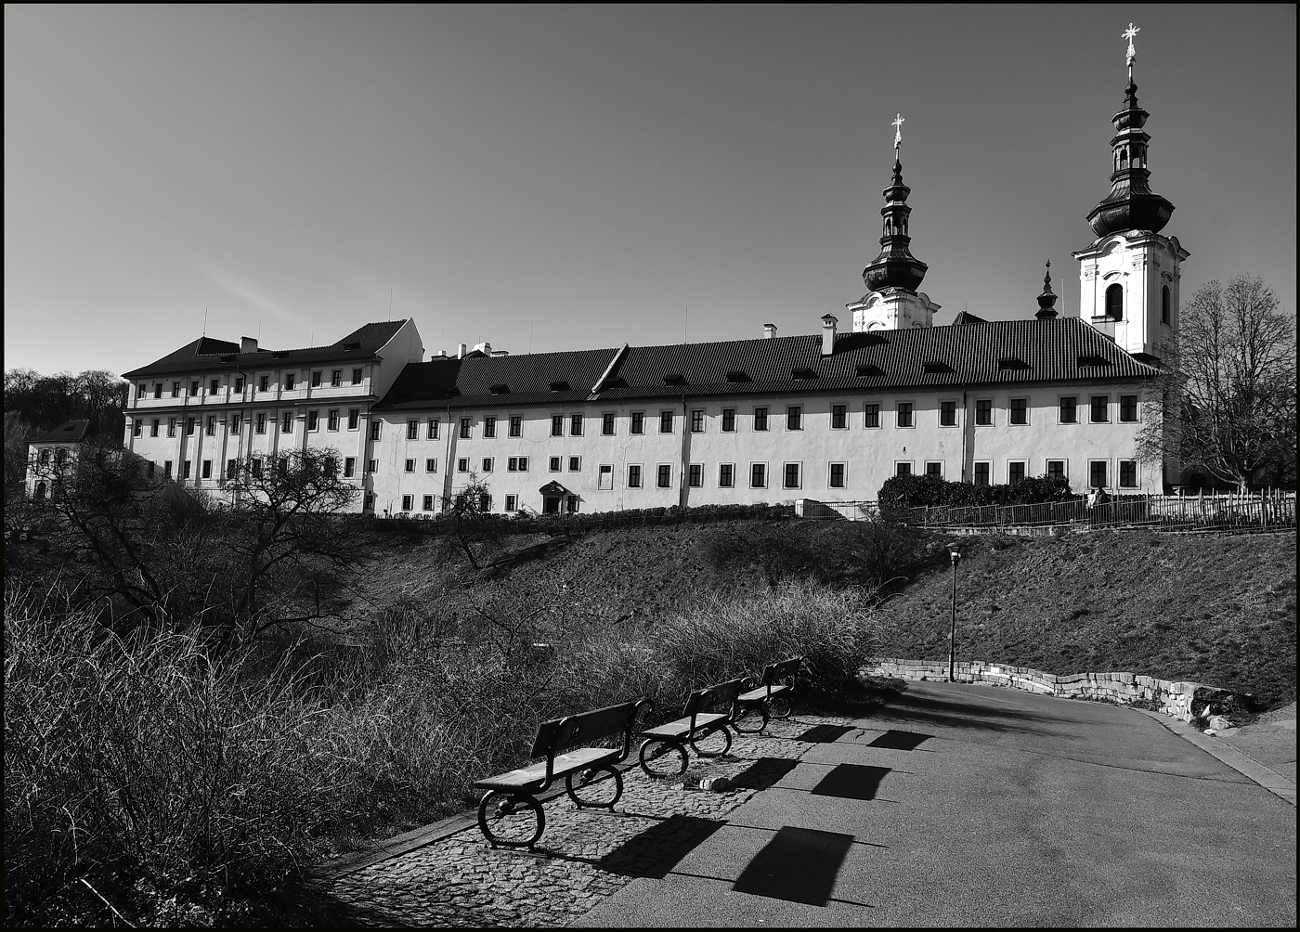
[870,689,1054,735]
[732,826,864,907]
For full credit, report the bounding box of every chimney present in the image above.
[431,349,447,360]
[457,342,467,359]
[763,323,778,339]
[240,336,258,354]
[821,314,838,356]
[473,341,491,356]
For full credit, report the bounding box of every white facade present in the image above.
[1074,230,1188,358]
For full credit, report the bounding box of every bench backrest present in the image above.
[760,656,803,688]
[530,698,647,760]
[681,678,744,720]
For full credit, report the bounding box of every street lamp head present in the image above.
[946,541,963,564]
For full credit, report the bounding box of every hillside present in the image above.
[343,521,1296,710]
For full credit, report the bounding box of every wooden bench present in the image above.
[734,657,804,733]
[637,679,744,778]
[473,698,651,849]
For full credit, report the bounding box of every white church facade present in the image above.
[117,29,1185,516]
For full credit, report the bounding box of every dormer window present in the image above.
[725,370,749,383]
[1078,354,1112,368]
[997,358,1030,371]
[489,383,509,395]
[549,380,570,392]
[923,361,954,374]
[856,364,885,377]
[792,367,816,381]
[663,374,687,386]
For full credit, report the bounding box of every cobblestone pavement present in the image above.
[327,714,857,927]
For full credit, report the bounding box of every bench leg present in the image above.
[768,694,793,720]
[640,738,689,779]
[733,702,768,734]
[565,765,623,810]
[477,790,545,849]
[689,725,732,758]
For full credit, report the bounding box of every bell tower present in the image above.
[848,114,940,331]
[1073,23,1189,362]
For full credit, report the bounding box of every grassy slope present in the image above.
[874,530,1297,709]
[346,523,1296,710]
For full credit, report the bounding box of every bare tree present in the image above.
[1137,274,1296,489]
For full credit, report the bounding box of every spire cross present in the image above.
[892,113,904,151]
[1123,22,1139,66]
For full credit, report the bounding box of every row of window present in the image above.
[137,368,366,401]
[134,408,368,438]
[415,395,1141,441]
[1094,282,1173,325]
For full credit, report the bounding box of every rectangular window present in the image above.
[201,460,211,479]
[183,461,192,480]
[482,457,493,473]
[226,459,238,479]
[352,368,363,385]
[210,379,220,394]
[976,399,993,426]
[308,411,319,431]
[656,464,672,488]
[627,464,642,488]
[1089,460,1108,489]
[137,382,146,400]
[365,459,377,473]
[750,463,767,488]
[753,407,769,431]
[549,456,562,472]
[691,409,705,433]
[190,380,200,395]
[926,461,943,478]
[250,458,262,478]
[281,413,293,434]
[327,409,339,430]
[165,460,174,478]
[206,415,216,436]
[151,418,160,437]
[147,461,156,478]
[259,376,269,393]
[370,421,381,440]
[551,415,564,437]
[185,416,196,435]
[284,374,295,391]
[940,400,957,427]
[897,402,914,428]
[1047,459,1066,482]
[311,370,322,388]
[659,410,674,433]
[864,403,880,429]
[630,411,644,434]
[1119,460,1138,488]
[348,409,360,430]
[599,464,614,490]
[231,413,242,432]
[458,458,470,473]
[509,416,522,438]
[831,404,847,429]
[256,413,267,434]
[483,416,496,438]
[1119,395,1139,422]
[602,412,615,436]
[1009,461,1027,484]
[423,495,435,512]
[783,462,801,489]
[234,376,244,393]
[568,456,580,472]
[401,495,413,512]
[425,458,437,473]
[505,494,518,512]
[721,408,736,432]
[154,383,163,399]
[895,462,912,477]
[133,420,143,438]
[1010,398,1028,425]
[786,406,802,430]
[1059,396,1078,423]
[829,462,846,488]
[425,417,439,440]
[459,418,472,439]
[404,459,415,473]
[719,463,734,488]
[570,414,583,436]
[344,457,356,478]
[407,419,419,440]
[974,462,990,486]
[1090,396,1109,423]
[167,417,178,438]
[510,456,529,472]
[331,369,342,387]
[688,463,703,487]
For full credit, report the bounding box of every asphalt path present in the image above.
[574,680,1297,927]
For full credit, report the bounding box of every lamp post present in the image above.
[946,541,963,682]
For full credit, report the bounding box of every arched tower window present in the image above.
[1161,285,1171,324]
[1119,147,1129,169]
[1105,283,1124,320]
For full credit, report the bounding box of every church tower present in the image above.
[848,114,941,331]
[1073,24,1189,362]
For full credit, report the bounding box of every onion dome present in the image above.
[863,156,929,293]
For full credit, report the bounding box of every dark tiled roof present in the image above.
[374,318,1158,410]
[30,419,93,444]
[373,348,623,411]
[121,320,409,378]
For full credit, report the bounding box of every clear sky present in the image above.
[5,5,1296,376]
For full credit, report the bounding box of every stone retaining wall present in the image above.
[864,658,1250,723]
